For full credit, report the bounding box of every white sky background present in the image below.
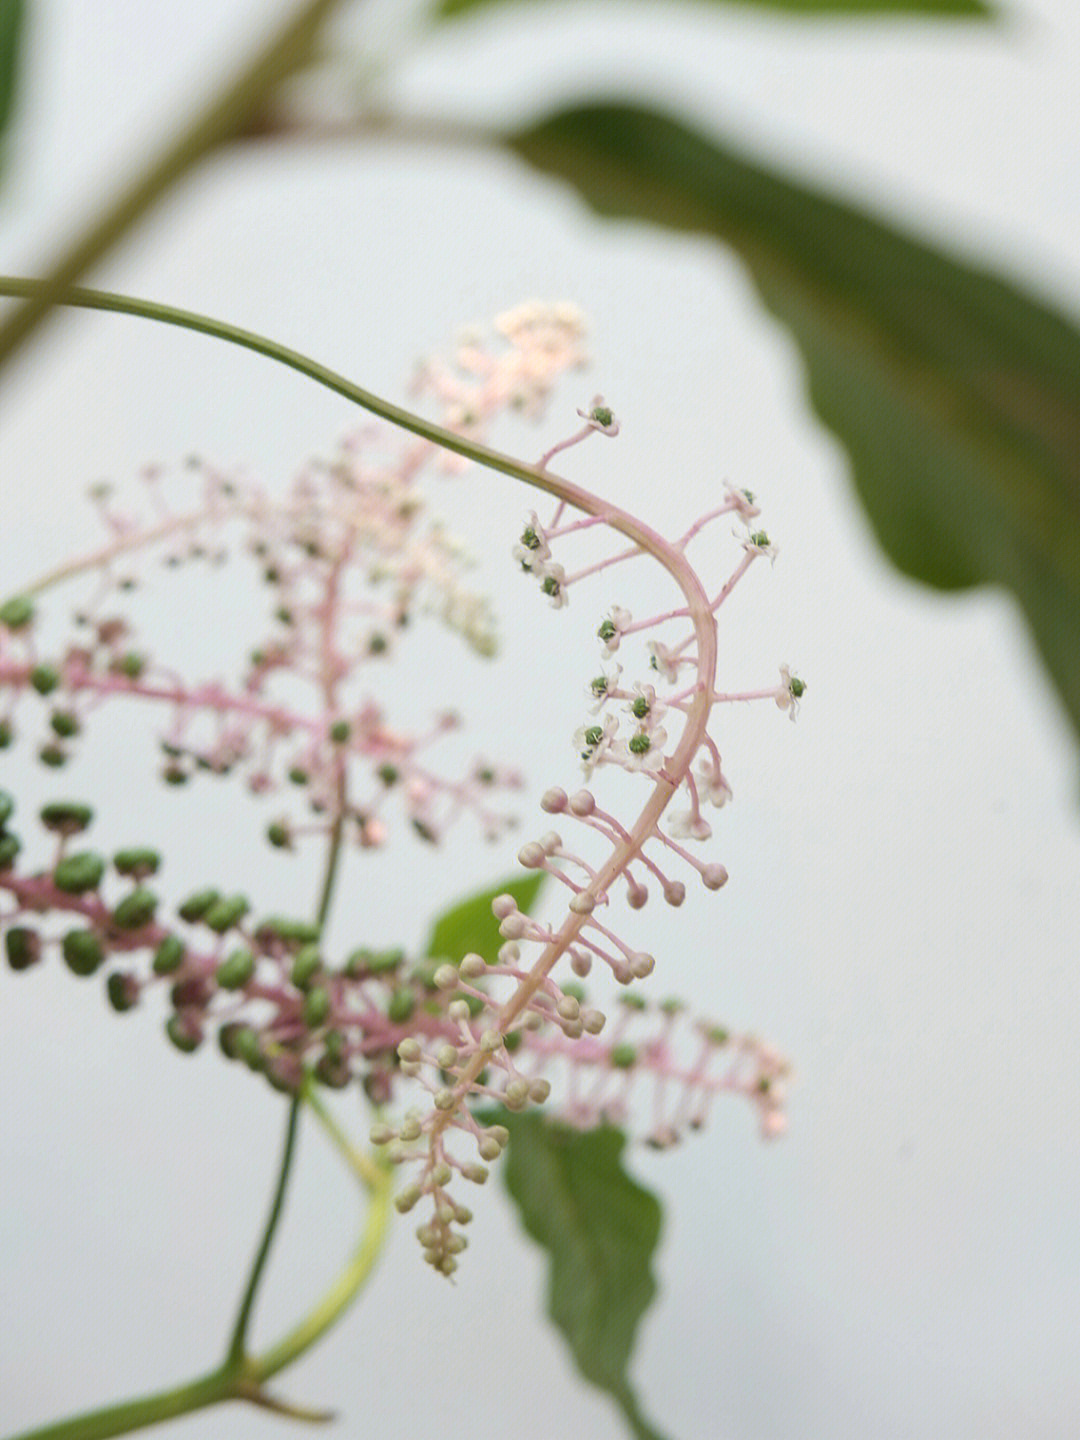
[2,2,1080,1438]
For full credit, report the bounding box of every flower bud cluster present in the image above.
[0,310,590,855]
[1,789,782,1276]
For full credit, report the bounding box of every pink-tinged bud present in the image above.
[569,891,595,915]
[491,893,518,919]
[663,881,687,907]
[569,789,595,817]
[517,841,546,869]
[541,787,568,813]
[702,864,729,891]
[499,912,528,939]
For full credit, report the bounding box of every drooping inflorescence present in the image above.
[1,304,799,1274]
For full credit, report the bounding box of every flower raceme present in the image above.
[0,304,801,1274]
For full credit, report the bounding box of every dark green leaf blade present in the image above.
[492,1111,668,1440]
[425,873,544,964]
[435,0,991,21]
[0,0,25,176]
[509,104,1080,747]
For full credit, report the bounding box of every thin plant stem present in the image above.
[225,1095,302,1368]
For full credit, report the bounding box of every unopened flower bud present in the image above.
[569,790,595,817]
[540,788,567,813]
[433,964,459,991]
[395,1184,423,1214]
[702,864,729,891]
[517,841,546,869]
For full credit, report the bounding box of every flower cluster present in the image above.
[1,305,800,1274]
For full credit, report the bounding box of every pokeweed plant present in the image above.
[0,297,800,1440]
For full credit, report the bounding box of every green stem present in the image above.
[3,1367,239,1440]
[250,1151,393,1383]
[0,277,556,494]
[225,1094,302,1368]
[0,0,343,373]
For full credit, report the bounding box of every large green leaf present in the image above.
[436,0,991,19]
[424,872,544,964]
[0,0,24,177]
[509,104,1080,747]
[491,1111,668,1440]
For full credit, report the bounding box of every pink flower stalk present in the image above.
[0,305,800,1274]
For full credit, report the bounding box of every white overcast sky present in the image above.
[2,4,1080,1439]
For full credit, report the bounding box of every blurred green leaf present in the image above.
[0,0,24,174]
[424,873,544,964]
[491,1111,668,1440]
[435,0,991,20]
[509,103,1080,748]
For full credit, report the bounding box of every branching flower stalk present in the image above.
[1,287,800,1292]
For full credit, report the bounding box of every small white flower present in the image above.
[696,755,733,808]
[647,640,682,684]
[577,395,620,437]
[667,810,713,842]
[725,484,760,521]
[775,665,805,721]
[615,724,668,774]
[540,564,568,609]
[597,606,632,657]
[513,512,551,573]
[625,681,665,729]
[587,664,622,714]
[573,713,620,778]
[742,527,778,564]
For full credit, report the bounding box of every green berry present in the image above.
[54,851,106,894]
[0,791,14,829]
[254,916,321,948]
[0,595,34,629]
[50,710,80,738]
[6,926,41,971]
[0,834,20,869]
[302,986,331,1029]
[610,1043,638,1069]
[0,719,12,748]
[152,936,185,975]
[290,944,322,990]
[377,764,398,786]
[329,720,350,743]
[233,1027,263,1069]
[266,821,291,849]
[177,888,220,923]
[202,895,249,934]
[218,1022,245,1060]
[165,1015,201,1053]
[111,887,158,929]
[387,988,415,1024]
[106,972,139,1012]
[217,948,256,990]
[39,743,67,768]
[62,929,104,977]
[114,653,145,679]
[113,848,161,879]
[30,665,60,696]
